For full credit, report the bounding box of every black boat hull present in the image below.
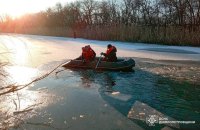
[62,57,135,71]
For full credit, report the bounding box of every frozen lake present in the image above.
[0,33,200,67]
[0,34,199,130]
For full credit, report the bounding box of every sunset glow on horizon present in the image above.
[0,0,75,18]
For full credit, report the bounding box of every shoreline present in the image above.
[1,32,200,47]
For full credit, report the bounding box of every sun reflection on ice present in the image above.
[14,43,29,65]
[2,66,39,111]
[0,36,32,66]
[0,66,54,128]
[6,66,38,85]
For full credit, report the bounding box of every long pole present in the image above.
[95,55,102,69]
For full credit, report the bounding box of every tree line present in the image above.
[0,0,200,46]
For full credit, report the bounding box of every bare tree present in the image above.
[81,0,97,25]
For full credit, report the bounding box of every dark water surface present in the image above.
[17,60,199,130]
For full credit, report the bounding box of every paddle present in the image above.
[95,54,103,70]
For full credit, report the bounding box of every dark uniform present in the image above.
[102,44,117,62]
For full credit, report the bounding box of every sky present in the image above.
[0,0,75,18]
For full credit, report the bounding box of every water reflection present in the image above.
[78,70,116,89]
[62,68,200,129]
[79,70,96,88]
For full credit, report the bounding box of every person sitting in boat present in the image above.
[81,45,96,62]
[101,44,117,62]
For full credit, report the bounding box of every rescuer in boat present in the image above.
[79,45,96,62]
[101,44,117,62]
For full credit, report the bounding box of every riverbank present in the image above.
[1,25,200,47]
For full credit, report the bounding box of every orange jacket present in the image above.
[106,46,117,55]
[82,46,96,62]
[103,46,117,62]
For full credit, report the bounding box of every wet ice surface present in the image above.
[138,48,200,54]
[13,63,199,130]
[0,34,200,130]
